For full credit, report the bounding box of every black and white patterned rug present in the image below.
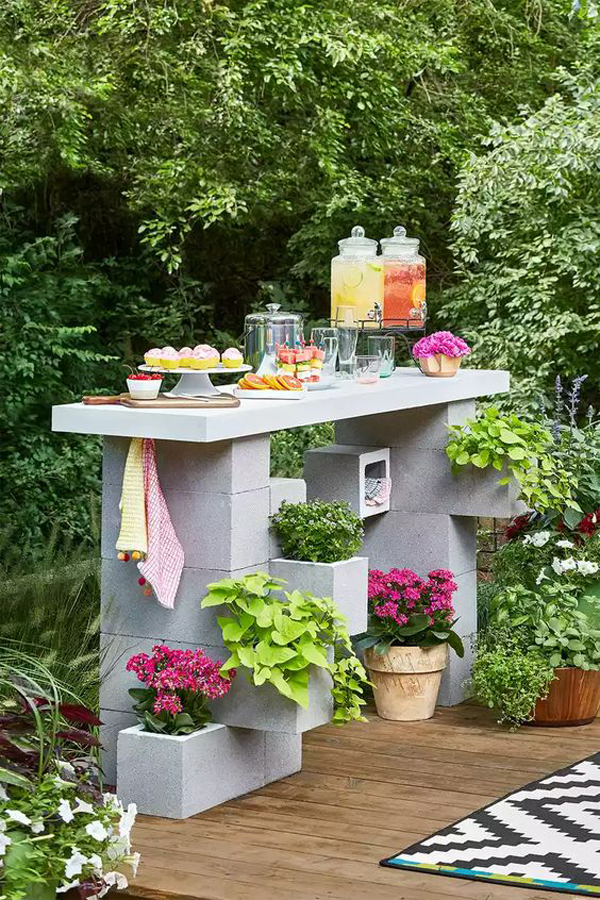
[382,753,600,896]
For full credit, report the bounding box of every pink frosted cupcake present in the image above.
[178,347,193,368]
[204,346,220,367]
[221,347,243,369]
[190,347,213,370]
[144,348,162,367]
[160,347,180,369]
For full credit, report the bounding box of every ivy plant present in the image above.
[201,572,368,724]
[446,407,576,515]
[271,500,364,564]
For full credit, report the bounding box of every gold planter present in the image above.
[365,644,448,721]
[418,355,462,378]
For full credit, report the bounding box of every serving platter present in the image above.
[139,363,251,398]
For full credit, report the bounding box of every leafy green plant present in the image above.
[446,407,575,514]
[201,572,368,724]
[271,500,364,563]
[471,633,555,729]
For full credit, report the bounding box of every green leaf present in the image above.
[296,640,328,667]
[220,651,240,673]
[271,615,307,644]
[255,640,296,667]
[0,766,30,788]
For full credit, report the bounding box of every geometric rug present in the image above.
[381,754,600,896]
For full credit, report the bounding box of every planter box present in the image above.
[270,556,368,636]
[117,723,270,818]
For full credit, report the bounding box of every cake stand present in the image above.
[139,364,252,398]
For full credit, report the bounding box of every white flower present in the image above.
[524,531,551,548]
[103,792,122,812]
[99,872,129,896]
[74,799,95,815]
[536,569,549,585]
[578,560,600,576]
[0,785,7,802]
[64,847,88,879]
[57,881,81,894]
[0,833,12,856]
[119,803,137,840]
[562,557,577,571]
[58,800,74,823]
[130,850,141,877]
[552,557,565,575]
[556,539,575,549]
[30,820,45,834]
[6,810,31,827]
[88,852,103,872]
[86,820,109,842]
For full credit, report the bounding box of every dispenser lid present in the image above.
[337,225,378,256]
[380,225,420,256]
[245,303,303,325]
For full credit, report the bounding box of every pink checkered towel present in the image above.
[137,439,184,609]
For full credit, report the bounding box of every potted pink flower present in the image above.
[117,645,240,818]
[412,330,471,378]
[353,569,464,720]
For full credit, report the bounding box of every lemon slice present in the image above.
[368,262,382,272]
[410,282,426,307]
[342,265,363,288]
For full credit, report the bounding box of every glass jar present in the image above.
[331,225,383,329]
[380,226,426,327]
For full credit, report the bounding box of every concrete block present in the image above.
[335,401,476,450]
[362,512,476,576]
[264,731,303,784]
[103,435,270,494]
[100,633,164,714]
[117,723,267,818]
[270,557,368,636]
[101,559,268,644]
[101,480,269,570]
[388,448,512,518]
[304,444,390,518]
[100,708,137,787]
[172,642,332,734]
[438,569,477,707]
[269,477,306,515]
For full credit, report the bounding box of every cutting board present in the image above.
[83,393,240,409]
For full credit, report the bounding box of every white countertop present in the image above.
[52,367,509,443]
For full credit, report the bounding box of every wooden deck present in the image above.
[124,704,600,900]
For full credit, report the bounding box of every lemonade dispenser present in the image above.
[380,225,426,327]
[331,225,383,328]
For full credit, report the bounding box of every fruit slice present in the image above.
[244,374,270,389]
[237,377,253,390]
[263,374,284,390]
[278,375,303,391]
[410,282,426,308]
[342,265,364,288]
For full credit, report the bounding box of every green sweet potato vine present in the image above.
[201,572,368,724]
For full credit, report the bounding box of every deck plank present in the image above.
[125,704,599,900]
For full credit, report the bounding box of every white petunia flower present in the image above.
[556,539,575,549]
[86,820,109,841]
[88,852,103,872]
[74,799,95,815]
[56,760,76,777]
[536,569,549,585]
[99,872,129,896]
[57,880,81,894]
[130,850,141,877]
[562,557,577,571]
[58,800,74,823]
[30,820,45,834]
[0,833,12,856]
[578,560,600,575]
[103,792,122,812]
[524,531,552,548]
[6,809,31,827]
[64,847,88,879]
[119,803,137,839]
[0,785,7,802]
[552,557,565,575]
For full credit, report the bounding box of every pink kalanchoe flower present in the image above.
[412,331,471,360]
[368,567,458,634]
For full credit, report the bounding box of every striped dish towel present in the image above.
[116,438,148,554]
[137,439,184,609]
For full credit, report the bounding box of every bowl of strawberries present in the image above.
[127,372,163,400]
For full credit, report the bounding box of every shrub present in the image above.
[270,424,334,479]
[271,500,364,563]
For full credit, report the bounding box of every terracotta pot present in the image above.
[530,668,600,727]
[418,355,461,378]
[365,644,448,721]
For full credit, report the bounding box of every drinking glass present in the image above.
[367,335,396,378]
[354,354,381,384]
[337,327,358,379]
[311,327,339,348]
[321,336,338,380]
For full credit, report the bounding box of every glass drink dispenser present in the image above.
[331,226,383,329]
[380,225,426,327]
